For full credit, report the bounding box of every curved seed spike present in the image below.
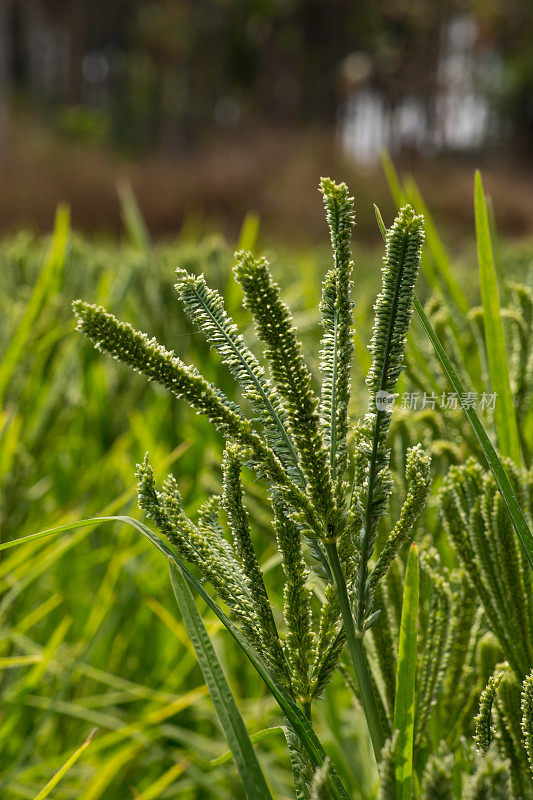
[371,584,397,721]
[491,459,533,664]
[175,269,304,485]
[318,178,355,499]
[495,670,533,796]
[415,570,451,748]
[273,502,316,705]
[497,669,527,747]
[222,446,289,683]
[136,456,261,641]
[73,300,322,539]
[521,671,533,775]
[310,584,343,699]
[234,251,336,529]
[366,205,425,401]
[474,671,504,754]
[285,724,314,800]
[439,461,523,673]
[368,444,431,598]
[377,733,397,800]
[442,571,479,725]
[354,205,425,632]
[310,758,332,800]
[136,455,196,564]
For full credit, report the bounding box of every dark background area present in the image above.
[1,0,532,242]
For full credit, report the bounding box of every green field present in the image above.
[1,180,533,799]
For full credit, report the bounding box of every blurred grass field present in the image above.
[1,192,532,799]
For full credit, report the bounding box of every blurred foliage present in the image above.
[4,0,533,153]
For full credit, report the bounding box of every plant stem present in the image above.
[325,540,385,760]
[356,407,384,631]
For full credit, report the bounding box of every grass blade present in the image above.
[0,518,114,552]
[394,543,419,800]
[380,150,405,208]
[474,170,521,466]
[486,194,507,305]
[238,211,260,253]
[403,176,469,315]
[373,204,387,240]
[33,728,97,800]
[0,655,43,669]
[117,181,150,251]
[414,296,533,571]
[325,540,386,761]
[210,726,284,766]
[169,559,274,800]
[132,761,188,800]
[0,204,70,407]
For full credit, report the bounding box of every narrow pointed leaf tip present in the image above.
[474,170,521,467]
[33,728,96,800]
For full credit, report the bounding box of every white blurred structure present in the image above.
[341,16,501,164]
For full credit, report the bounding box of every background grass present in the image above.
[1,203,531,798]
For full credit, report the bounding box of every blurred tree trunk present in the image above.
[19,0,46,98]
[66,0,87,104]
[0,0,10,169]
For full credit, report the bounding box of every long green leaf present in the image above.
[3,516,351,800]
[474,170,521,466]
[0,204,70,406]
[380,150,405,209]
[379,152,437,293]
[238,211,260,253]
[394,543,419,800]
[169,559,273,800]
[403,176,469,315]
[117,181,150,251]
[414,296,533,571]
[380,166,484,391]
[0,519,103,552]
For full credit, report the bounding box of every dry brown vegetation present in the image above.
[2,110,533,244]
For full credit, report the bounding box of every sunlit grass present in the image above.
[1,185,532,797]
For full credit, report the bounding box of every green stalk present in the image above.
[325,540,385,760]
[356,406,385,631]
